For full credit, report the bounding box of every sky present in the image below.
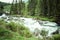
[0,0,28,3]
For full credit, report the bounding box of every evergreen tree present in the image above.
[28,0,37,16]
[10,0,25,15]
[55,0,60,25]
[0,5,4,15]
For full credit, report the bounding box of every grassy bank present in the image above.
[0,18,60,40]
[8,14,55,22]
[24,15,55,22]
[0,19,38,40]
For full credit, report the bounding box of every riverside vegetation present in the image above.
[0,0,60,40]
[0,19,60,40]
[0,19,38,40]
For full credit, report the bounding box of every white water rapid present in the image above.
[0,14,59,37]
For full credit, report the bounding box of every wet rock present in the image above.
[52,29,59,35]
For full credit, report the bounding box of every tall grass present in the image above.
[0,19,38,40]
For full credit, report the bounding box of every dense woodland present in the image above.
[0,0,60,25]
[28,0,60,25]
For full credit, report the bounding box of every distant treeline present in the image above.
[0,2,10,6]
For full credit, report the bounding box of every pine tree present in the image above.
[28,0,37,16]
[0,5,4,15]
[10,0,25,15]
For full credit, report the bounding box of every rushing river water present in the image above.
[0,14,60,37]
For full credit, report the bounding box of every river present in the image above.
[0,14,60,38]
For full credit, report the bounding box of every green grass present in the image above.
[24,15,55,22]
[8,14,55,22]
[52,34,60,40]
[0,20,38,40]
[0,29,38,40]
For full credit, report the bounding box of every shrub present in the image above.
[0,19,37,40]
[0,25,23,40]
[40,29,48,36]
[6,22,32,38]
[0,19,7,27]
[6,22,18,32]
[0,27,14,40]
[19,29,32,38]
